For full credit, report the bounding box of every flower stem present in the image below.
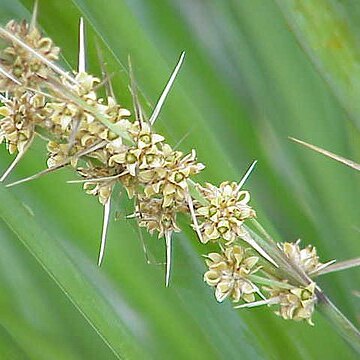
[248,274,294,290]
[316,288,360,354]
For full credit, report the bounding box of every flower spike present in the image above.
[149,51,185,126]
[5,140,107,188]
[0,134,34,182]
[96,41,116,99]
[185,190,204,243]
[290,137,360,172]
[78,17,86,73]
[236,160,257,193]
[128,55,145,126]
[98,197,111,266]
[5,164,65,188]
[310,258,360,276]
[30,0,39,31]
[67,171,129,184]
[165,230,172,287]
[0,13,358,335]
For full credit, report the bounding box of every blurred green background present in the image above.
[0,0,359,359]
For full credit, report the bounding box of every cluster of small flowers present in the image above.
[204,241,326,325]
[0,18,335,326]
[110,121,204,236]
[0,20,58,154]
[195,181,256,244]
[45,72,132,204]
[0,20,59,91]
[0,18,208,281]
[197,179,327,325]
[204,245,260,303]
[0,20,204,226]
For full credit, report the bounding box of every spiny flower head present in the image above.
[267,283,317,325]
[0,20,59,90]
[204,245,260,303]
[0,16,350,332]
[196,181,256,244]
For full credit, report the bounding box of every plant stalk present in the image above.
[316,288,360,354]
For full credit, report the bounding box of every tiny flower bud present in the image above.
[139,133,151,144]
[174,172,185,183]
[125,152,137,164]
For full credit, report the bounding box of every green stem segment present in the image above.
[316,288,360,354]
[248,274,294,290]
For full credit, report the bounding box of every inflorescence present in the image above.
[0,15,350,326]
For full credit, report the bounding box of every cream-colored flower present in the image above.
[0,20,60,90]
[137,195,186,238]
[0,92,47,153]
[46,82,131,170]
[109,121,165,176]
[204,245,260,303]
[279,241,326,275]
[83,181,112,205]
[46,72,100,131]
[268,283,317,325]
[77,165,124,205]
[196,181,256,244]
[143,147,204,208]
[110,147,141,176]
[134,122,164,149]
[83,181,113,205]
[46,141,68,167]
[109,124,204,210]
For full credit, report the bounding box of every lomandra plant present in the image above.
[0,2,359,358]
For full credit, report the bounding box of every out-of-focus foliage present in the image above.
[0,0,358,359]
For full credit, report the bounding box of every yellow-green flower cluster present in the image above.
[110,121,204,236]
[261,241,324,324]
[0,20,59,154]
[196,181,256,244]
[279,241,325,274]
[0,20,205,238]
[0,92,46,153]
[204,245,260,303]
[0,17,343,328]
[0,20,59,91]
[137,195,186,237]
[46,72,131,170]
[267,283,317,325]
[202,237,326,325]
